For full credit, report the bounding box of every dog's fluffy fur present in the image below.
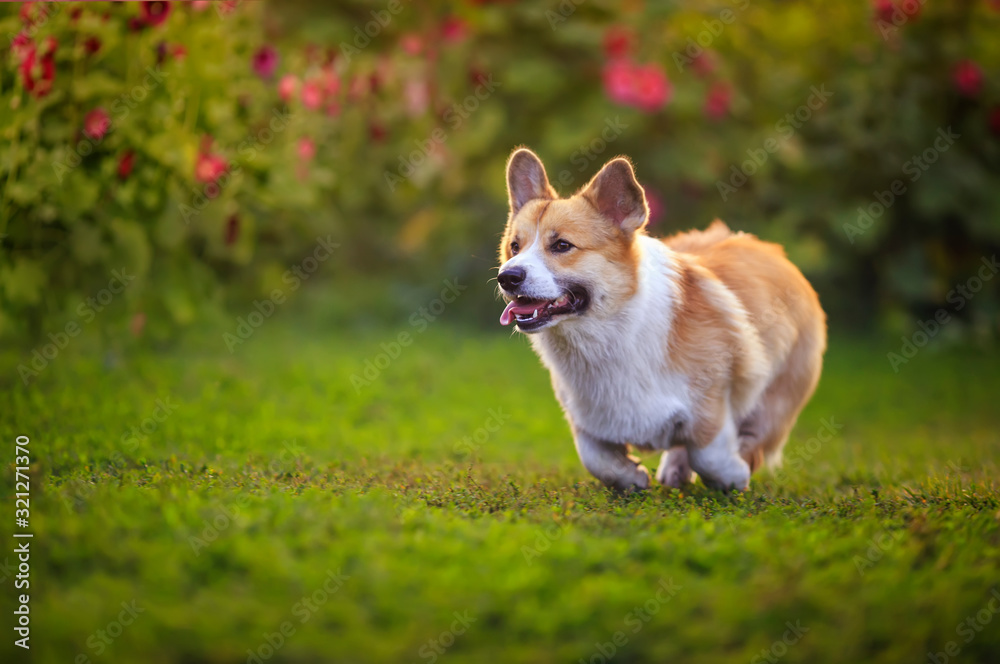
[496,149,826,491]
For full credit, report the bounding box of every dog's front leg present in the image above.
[686,412,750,491]
[572,427,650,492]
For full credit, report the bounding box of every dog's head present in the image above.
[496,148,649,333]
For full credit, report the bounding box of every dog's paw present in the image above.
[608,464,650,493]
[655,449,694,489]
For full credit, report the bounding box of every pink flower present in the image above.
[297,138,316,162]
[278,74,299,102]
[20,2,54,28]
[603,27,631,60]
[703,82,732,120]
[301,80,322,110]
[190,1,210,11]
[404,79,430,117]
[953,60,983,97]
[84,108,111,140]
[139,2,172,27]
[252,46,278,79]
[321,67,341,96]
[195,141,227,184]
[400,33,423,56]
[441,16,468,43]
[118,150,135,180]
[602,59,638,106]
[631,64,671,112]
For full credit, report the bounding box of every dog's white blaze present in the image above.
[532,235,691,446]
[499,230,562,300]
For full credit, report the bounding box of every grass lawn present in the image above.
[2,290,999,664]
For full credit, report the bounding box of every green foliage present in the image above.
[2,1,1000,342]
[1,304,998,662]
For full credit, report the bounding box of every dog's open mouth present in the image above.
[499,289,589,331]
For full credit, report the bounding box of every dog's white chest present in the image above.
[533,236,690,447]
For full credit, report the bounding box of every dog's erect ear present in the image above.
[506,148,555,215]
[581,158,648,233]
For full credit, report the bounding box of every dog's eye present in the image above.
[551,239,573,253]
[510,241,519,256]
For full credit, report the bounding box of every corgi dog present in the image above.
[496,148,826,492]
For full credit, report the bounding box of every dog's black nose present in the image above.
[498,267,526,291]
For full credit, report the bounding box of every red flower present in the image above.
[11,32,34,63]
[953,60,983,97]
[441,16,468,43]
[400,33,423,56]
[301,80,322,110]
[224,215,239,246]
[369,122,387,142]
[252,46,278,79]
[603,27,631,60]
[118,151,135,180]
[278,74,299,102]
[195,141,227,184]
[631,64,671,112]
[872,0,896,23]
[19,39,56,98]
[298,138,316,162]
[139,2,172,27]
[20,2,53,29]
[691,52,716,78]
[84,37,102,56]
[83,108,111,140]
[602,59,637,106]
[704,82,732,120]
[990,107,1000,137]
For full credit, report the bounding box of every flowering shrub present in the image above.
[2,0,999,341]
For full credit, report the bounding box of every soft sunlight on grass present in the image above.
[2,305,998,663]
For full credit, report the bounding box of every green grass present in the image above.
[2,296,999,664]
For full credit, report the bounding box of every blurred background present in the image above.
[1,0,999,344]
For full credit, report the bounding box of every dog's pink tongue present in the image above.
[500,301,517,326]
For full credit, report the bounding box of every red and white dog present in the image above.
[497,149,826,491]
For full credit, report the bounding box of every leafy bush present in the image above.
[3,0,999,342]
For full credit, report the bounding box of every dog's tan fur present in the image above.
[496,148,826,491]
